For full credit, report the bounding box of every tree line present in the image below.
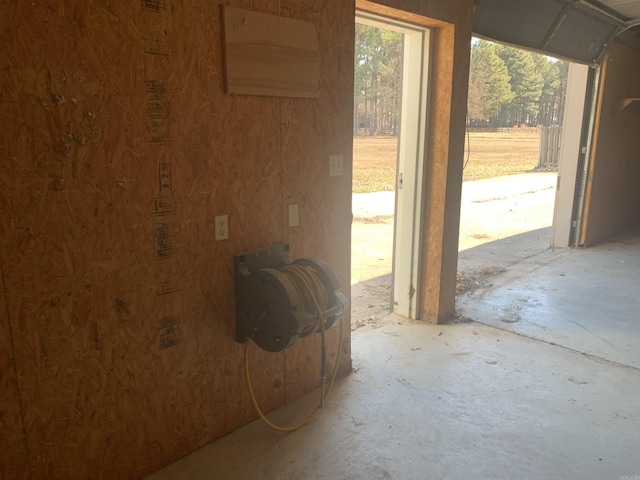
[353,23,402,136]
[468,39,568,128]
[354,24,569,135]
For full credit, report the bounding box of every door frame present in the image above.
[355,12,431,319]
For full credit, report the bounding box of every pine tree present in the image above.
[495,45,544,126]
[353,23,402,136]
[468,40,515,127]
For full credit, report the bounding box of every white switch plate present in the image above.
[215,215,228,240]
[288,204,299,227]
[329,154,343,177]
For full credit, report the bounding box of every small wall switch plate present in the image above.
[329,154,344,177]
[288,204,299,227]
[215,215,228,240]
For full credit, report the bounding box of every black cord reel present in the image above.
[235,244,348,352]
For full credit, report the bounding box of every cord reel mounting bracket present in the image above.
[234,243,347,352]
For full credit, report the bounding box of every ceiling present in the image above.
[597,0,640,19]
[473,0,640,63]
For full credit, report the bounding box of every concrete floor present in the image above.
[457,227,640,369]
[145,229,640,480]
[350,173,557,283]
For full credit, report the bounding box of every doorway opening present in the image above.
[457,39,592,295]
[351,14,430,329]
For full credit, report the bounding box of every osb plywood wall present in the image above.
[582,40,640,246]
[0,0,353,478]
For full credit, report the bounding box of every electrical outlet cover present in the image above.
[288,204,299,227]
[329,154,343,177]
[215,214,228,240]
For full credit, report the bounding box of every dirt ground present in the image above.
[350,132,556,329]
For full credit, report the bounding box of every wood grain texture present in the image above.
[279,0,354,396]
[0,261,30,480]
[222,6,320,98]
[581,41,640,246]
[0,0,352,477]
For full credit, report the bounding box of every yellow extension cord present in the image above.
[243,264,345,432]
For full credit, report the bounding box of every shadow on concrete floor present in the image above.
[351,226,553,328]
[457,225,640,369]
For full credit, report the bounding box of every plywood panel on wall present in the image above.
[581,41,640,245]
[1,1,285,478]
[0,263,29,480]
[221,5,320,98]
[0,0,354,478]
[278,0,354,396]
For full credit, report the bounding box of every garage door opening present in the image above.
[457,39,593,294]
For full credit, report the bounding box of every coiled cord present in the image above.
[243,263,344,432]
